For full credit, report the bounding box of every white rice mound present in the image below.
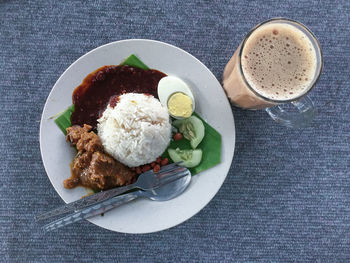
[97,93,171,167]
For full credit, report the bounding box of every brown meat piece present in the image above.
[87,152,135,190]
[66,124,92,145]
[64,125,136,191]
[64,152,93,189]
[66,124,103,152]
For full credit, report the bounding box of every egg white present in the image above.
[157,76,195,112]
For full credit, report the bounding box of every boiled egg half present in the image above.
[157,76,195,119]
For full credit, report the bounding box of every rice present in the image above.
[97,93,171,167]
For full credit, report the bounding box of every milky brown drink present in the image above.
[223,22,317,109]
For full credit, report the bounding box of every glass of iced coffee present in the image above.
[222,18,323,128]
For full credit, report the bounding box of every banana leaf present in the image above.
[54,54,221,175]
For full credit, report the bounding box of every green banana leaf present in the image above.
[55,54,221,175]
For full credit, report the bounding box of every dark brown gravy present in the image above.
[71,65,167,129]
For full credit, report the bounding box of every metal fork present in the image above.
[36,162,184,221]
[42,167,191,232]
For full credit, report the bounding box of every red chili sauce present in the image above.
[71,65,167,128]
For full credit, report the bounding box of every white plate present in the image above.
[40,39,235,233]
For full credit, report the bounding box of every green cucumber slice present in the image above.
[173,115,205,149]
[168,148,202,168]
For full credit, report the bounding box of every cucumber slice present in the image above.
[173,115,205,149]
[168,148,202,168]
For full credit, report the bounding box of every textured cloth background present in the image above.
[1,0,349,262]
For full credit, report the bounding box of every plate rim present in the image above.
[40,39,235,233]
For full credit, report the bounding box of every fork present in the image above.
[42,167,191,232]
[36,162,184,221]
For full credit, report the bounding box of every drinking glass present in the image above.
[222,18,323,128]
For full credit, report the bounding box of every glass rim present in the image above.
[238,17,323,104]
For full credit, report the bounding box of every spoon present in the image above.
[37,162,185,221]
[43,168,191,232]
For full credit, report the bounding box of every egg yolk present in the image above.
[167,92,193,118]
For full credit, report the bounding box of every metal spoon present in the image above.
[37,162,185,221]
[43,168,191,232]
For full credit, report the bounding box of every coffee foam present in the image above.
[241,23,317,101]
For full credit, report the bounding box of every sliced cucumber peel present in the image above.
[173,115,205,149]
[168,148,202,168]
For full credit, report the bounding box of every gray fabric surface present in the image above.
[1,0,349,262]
